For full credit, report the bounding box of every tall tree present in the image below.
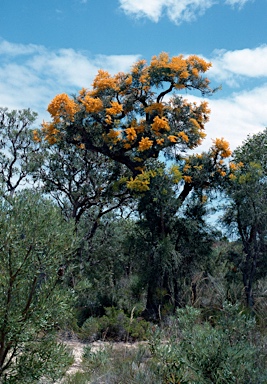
[37,53,232,318]
[222,129,267,307]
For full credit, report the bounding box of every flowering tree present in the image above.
[38,53,220,187]
[38,53,233,318]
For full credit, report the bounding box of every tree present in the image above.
[38,52,232,205]
[0,191,76,382]
[38,53,215,183]
[35,137,132,236]
[37,52,232,318]
[222,129,267,307]
[130,162,220,318]
[0,108,41,195]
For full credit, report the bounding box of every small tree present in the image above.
[0,108,42,195]
[0,191,76,383]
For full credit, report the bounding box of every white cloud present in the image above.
[0,39,45,56]
[196,84,267,153]
[0,39,139,122]
[209,46,267,85]
[119,0,252,24]
[225,0,252,8]
[0,39,266,153]
[119,0,214,24]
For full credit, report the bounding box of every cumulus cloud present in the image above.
[195,83,267,153]
[209,45,267,86]
[0,39,139,121]
[119,0,214,23]
[119,0,252,24]
[0,39,266,151]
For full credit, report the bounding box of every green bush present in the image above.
[0,191,76,382]
[149,303,267,383]
[79,307,150,341]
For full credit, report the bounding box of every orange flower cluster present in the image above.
[106,101,123,116]
[183,175,192,183]
[156,138,165,145]
[32,129,41,143]
[150,52,212,81]
[229,162,243,171]
[125,127,137,141]
[138,137,153,151]
[92,70,117,91]
[42,122,59,145]
[178,131,189,143]
[212,138,232,158]
[107,129,121,144]
[145,103,164,116]
[126,172,150,192]
[168,135,177,143]
[47,93,79,122]
[186,55,212,72]
[151,116,170,134]
[80,95,103,113]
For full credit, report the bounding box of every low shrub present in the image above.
[79,307,151,342]
[149,302,267,384]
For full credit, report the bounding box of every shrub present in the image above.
[0,191,76,382]
[79,307,150,342]
[149,303,267,383]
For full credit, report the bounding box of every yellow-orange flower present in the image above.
[218,169,227,177]
[105,115,112,124]
[32,130,41,142]
[183,164,191,172]
[138,137,153,151]
[127,173,150,192]
[183,175,192,183]
[107,129,121,143]
[178,131,189,143]
[201,195,208,203]
[213,138,232,158]
[151,116,170,134]
[106,101,123,116]
[145,103,164,116]
[156,138,164,145]
[229,173,237,180]
[81,95,103,113]
[125,127,137,141]
[48,93,79,121]
[92,70,117,91]
[168,135,177,143]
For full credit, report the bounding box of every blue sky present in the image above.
[1,0,267,151]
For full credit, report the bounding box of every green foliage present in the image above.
[0,107,41,194]
[79,307,151,342]
[149,303,267,383]
[0,190,76,382]
[2,340,73,384]
[65,343,158,384]
[222,128,267,306]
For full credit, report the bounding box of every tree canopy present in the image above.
[37,53,228,192]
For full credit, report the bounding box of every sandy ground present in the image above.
[61,339,148,378]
